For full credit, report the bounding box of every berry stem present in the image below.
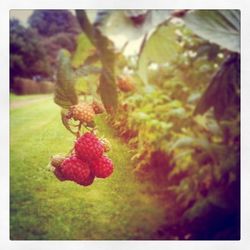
[67,147,75,156]
[83,124,94,132]
[77,122,82,135]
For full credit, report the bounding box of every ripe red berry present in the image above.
[130,14,147,25]
[92,100,105,114]
[61,156,94,186]
[75,132,104,161]
[171,9,188,17]
[92,155,114,178]
[117,75,135,92]
[53,167,67,181]
[81,170,95,186]
[124,10,148,26]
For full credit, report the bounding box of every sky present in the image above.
[10,10,34,26]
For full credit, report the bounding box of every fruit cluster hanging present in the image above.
[50,100,114,187]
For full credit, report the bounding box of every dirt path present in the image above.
[10,95,52,109]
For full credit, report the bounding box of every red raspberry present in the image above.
[92,100,105,114]
[81,170,95,186]
[75,132,104,161]
[61,156,94,186]
[53,167,67,182]
[92,155,114,178]
[117,75,135,92]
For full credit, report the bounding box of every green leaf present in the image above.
[74,77,89,95]
[169,107,186,118]
[170,137,211,151]
[94,29,115,72]
[75,10,95,45]
[98,69,117,113]
[97,10,172,48]
[76,10,118,113]
[138,24,180,84]
[54,50,78,109]
[183,10,240,53]
[183,198,211,222]
[95,28,118,113]
[73,65,101,78]
[83,52,100,66]
[71,33,96,69]
[194,53,240,119]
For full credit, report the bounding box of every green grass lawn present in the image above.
[10,95,165,240]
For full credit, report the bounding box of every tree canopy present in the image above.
[10,19,51,88]
[29,10,80,37]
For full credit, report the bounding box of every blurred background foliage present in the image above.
[10,10,81,94]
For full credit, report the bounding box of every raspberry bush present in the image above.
[49,9,239,239]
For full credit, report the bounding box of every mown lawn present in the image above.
[10,95,165,240]
[10,93,51,101]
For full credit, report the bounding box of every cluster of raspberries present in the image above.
[51,132,113,186]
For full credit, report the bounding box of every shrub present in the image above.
[13,77,54,95]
